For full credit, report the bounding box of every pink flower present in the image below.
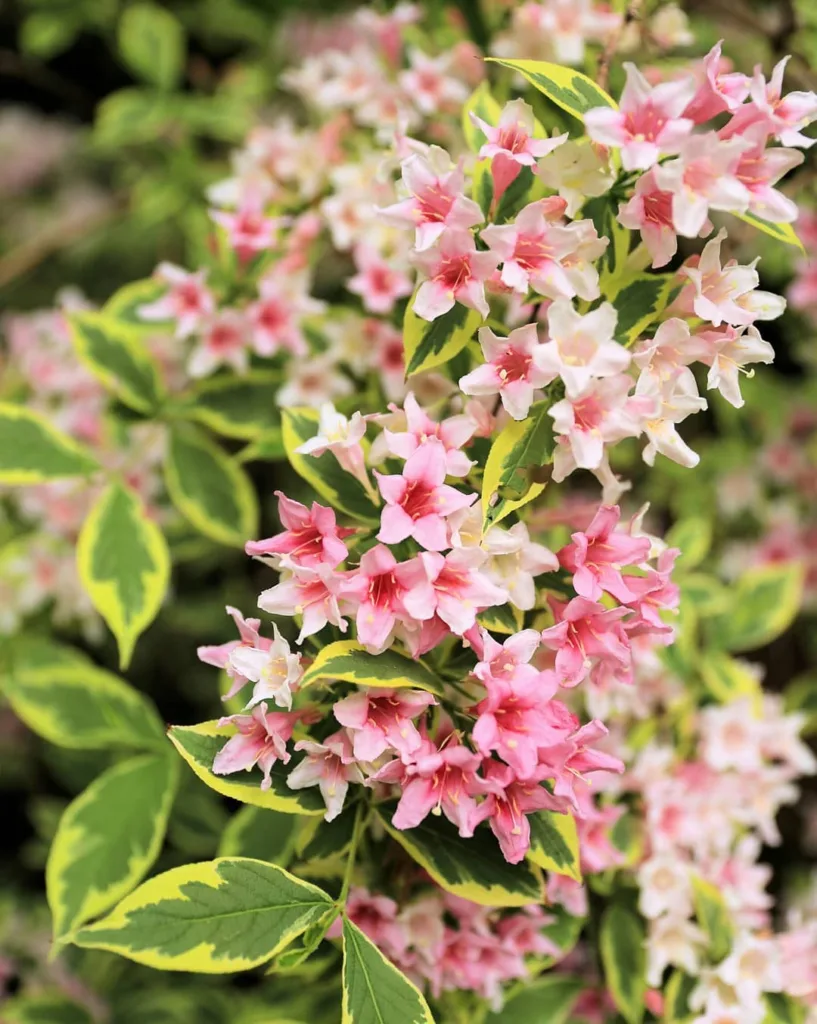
[481,200,605,300]
[724,55,817,149]
[187,310,248,378]
[679,229,786,327]
[475,760,566,863]
[383,392,476,478]
[197,605,266,701]
[139,263,214,338]
[375,443,476,552]
[536,299,630,397]
[617,169,685,269]
[213,703,301,790]
[731,125,803,224]
[247,273,324,357]
[459,324,554,421]
[549,375,642,474]
[584,63,696,171]
[339,888,408,959]
[295,403,373,494]
[683,42,750,124]
[652,132,751,237]
[472,669,560,778]
[339,544,430,652]
[400,547,508,634]
[333,688,436,761]
[347,244,413,314]
[559,504,651,602]
[470,99,567,198]
[378,146,483,251]
[411,230,498,321]
[210,195,284,259]
[635,371,707,469]
[227,623,302,710]
[472,628,543,690]
[538,719,625,812]
[398,48,468,116]
[379,738,486,837]
[287,729,364,821]
[621,547,680,636]
[258,564,347,643]
[245,491,354,568]
[539,596,631,687]
[692,324,774,408]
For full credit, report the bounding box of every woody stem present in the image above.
[339,800,367,907]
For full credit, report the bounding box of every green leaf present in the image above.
[662,970,696,1023]
[477,603,523,635]
[763,992,807,1024]
[297,806,357,863]
[485,973,583,1024]
[77,481,170,669]
[118,2,185,90]
[376,807,542,908]
[281,408,379,525]
[485,57,617,119]
[219,807,298,866]
[238,428,286,464]
[527,811,581,882]
[600,905,646,1024]
[665,517,712,572]
[68,311,163,414]
[584,194,631,290]
[678,573,730,617]
[732,211,804,252]
[165,423,259,547]
[611,274,675,345]
[104,278,169,331]
[168,722,324,816]
[47,752,178,942]
[699,652,762,706]
[0,403,98,485]
[19,12,78,58]
[1,994,94,1024]
[74,858,334,973]
[403,298,483,377]
[94,88,172,148]
[691,875,733,962]
[342,917,435,1024]
[785,673,817,734]
[709,563,803,652]
[300,641,443,695]
[462,81,503,152]
[1,662,164,752]
[176,373,283,440]
[481,400,554,528]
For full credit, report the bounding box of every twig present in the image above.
[597,0,643,93]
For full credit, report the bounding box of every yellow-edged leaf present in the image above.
[299,640,443,696]
[600,905,646,1024]
[403,297,483,377]
[527,811,581,882]
[0,403,98,485]
[732,211,804,252]
[485,58,617,119]
[481,400,553,529]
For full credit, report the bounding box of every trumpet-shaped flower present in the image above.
[213,703,301,790]
[227,625,303,711]
[411,230,498,321]
[559,504,651,602]
[258,564,347,643]
[693,324,775,408]
[187,310,249,378]
[549,375,643,472]
[472,670,560,778]
[474,760,566,864]
[248,273,324,357]
[333,688,437,761]
[139,263,214,339]
[246,491,354,568]
[400,547,508,634]
[347,244,413,314]
[287,729,364,821]
[295,402,371,492]
[383,392,476,477]
[539,596,631,687]
[481,522,558,611]
[459,324,554,421]
[536,299,629,397]
[472,628,544,690]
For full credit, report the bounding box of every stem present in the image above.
[339,801,367,907]
[596,0,643,93]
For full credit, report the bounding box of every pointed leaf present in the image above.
[104,277,169,330]
[611,274,675,345]
[77,481,170,668]
[376,807,542,907]
[691,875,733,962]
[600,905,646,1024]
[710,562,803,652]
[485,58,617,119]
[1,995,95,1024]
[165,423,259,547]
[527,811,581,882]
[0,403,98,485]
[485,973,583,1023]
[403,298,482,377]
[118,2,185,90]
[73,858,334,972]
[218,806,298,866]
[67,311,163,413]
[176,372,283,440]
[732,211,804,252]
[342,917,435,1024]
[300,641,443,695]
[168,721,324,815]
[665,517,712,572]
[482,400,554,528]
[47,752,179,941]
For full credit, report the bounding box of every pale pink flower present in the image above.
[680,229,786,327]
[537,299,630,396]
[411,230,498,321]
[247,273,324,357]
[213,703,301,790]
[333,688,436,761]
[375,442,477,552]
[539,719,625,810]
[617,169,686,268]
[470,98,567,197]
[632,317,700,391]
[724,55,817,149]
[378,146,483,251]
[536,138,615,217]
[481,522,558,611]
[474,760,565,863]
[646,915,707,987]
[398,48,469,116]
[210,195,284,258]
[139,263,214,338]
[187,310,249,378]
[287,729,364,821]
[473,669,560,779]
[636,372,707,468]
[347,244,413,314]
[584,63,696,170]
[731,125,803,223]
[559,504,651,602]
[246,491,354,569]
[481,200,605,300]
[258,564,347,643]
[683,42,750,124]
[540,596,631,687]
[295,402,372,493]
[383,392,476,477]
[549,375,643,473]
[228,624,303,710]
[652,133,751,237]
[459,324,554,421]
[198,605,266,701]
[472,628,544,690]
[637,853,692,920]
[400,547,508,634]
[692,324,774,408]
